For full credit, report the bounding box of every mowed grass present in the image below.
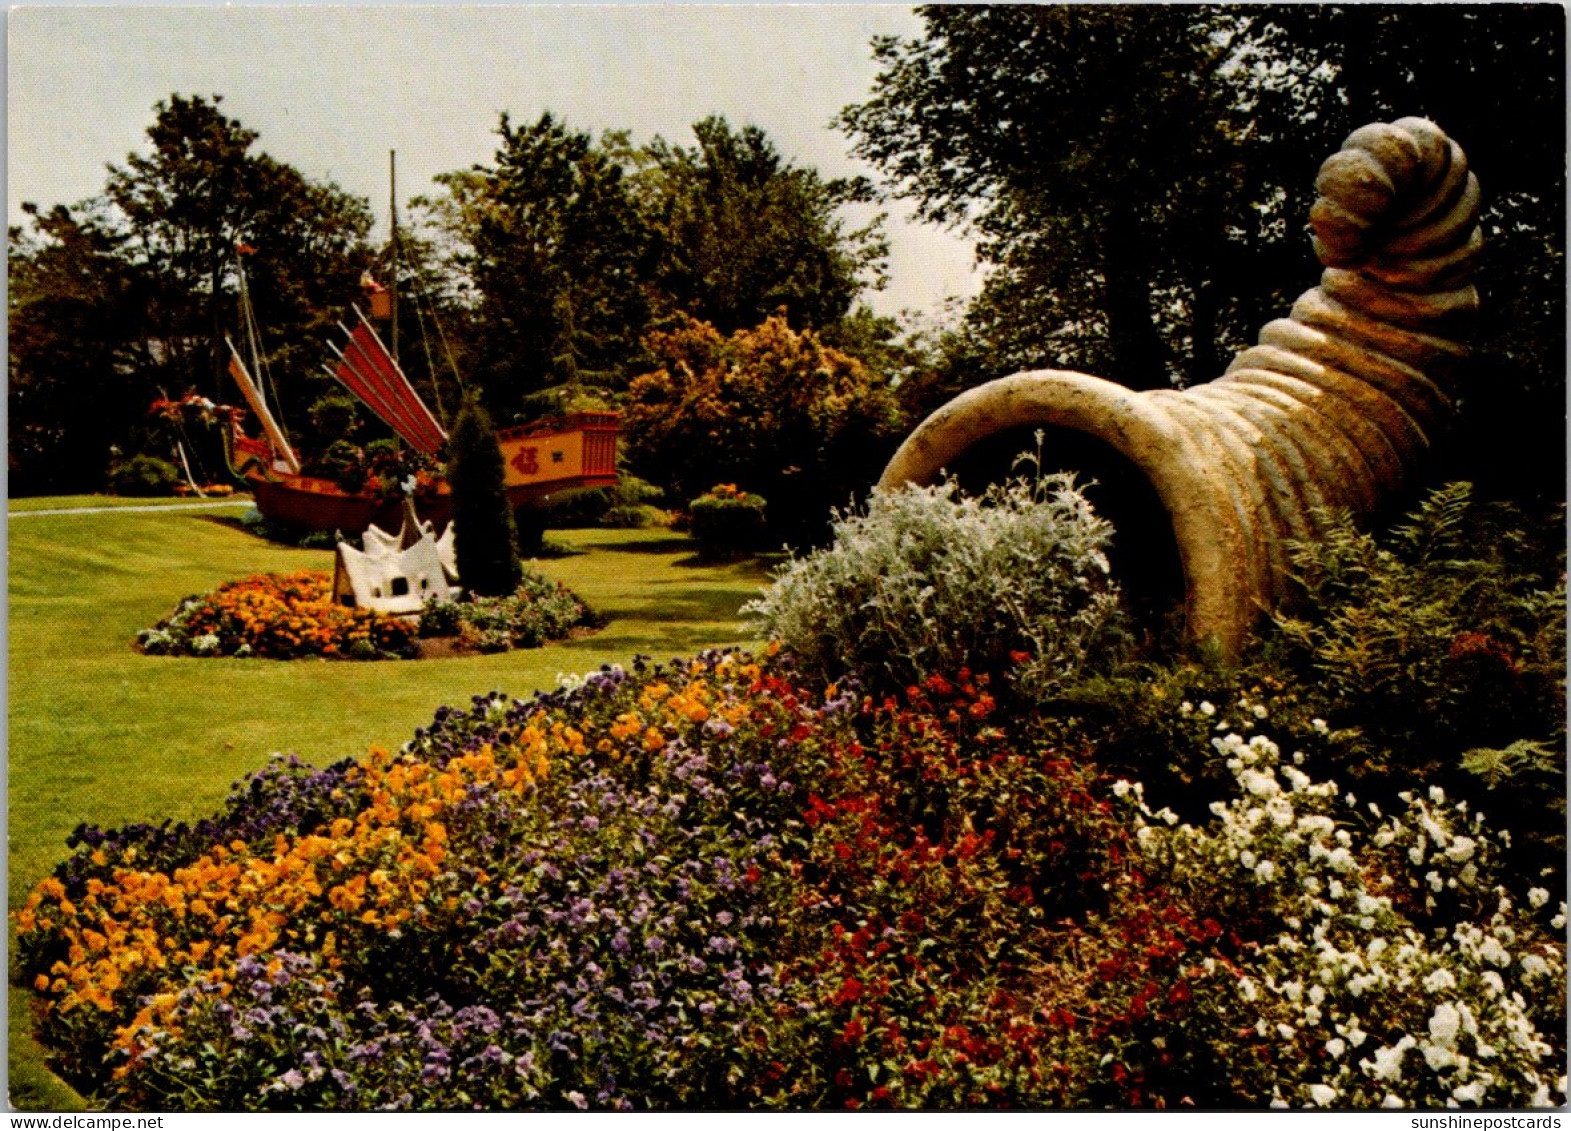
[8,499,774,1108]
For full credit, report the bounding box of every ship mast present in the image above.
[389,148,399,364]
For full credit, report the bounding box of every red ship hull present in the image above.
[234,413,620,535]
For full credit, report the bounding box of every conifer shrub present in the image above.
[744,471,1128,696]
[447,394,523,598]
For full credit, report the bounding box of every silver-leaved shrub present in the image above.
[744,473,1127,694]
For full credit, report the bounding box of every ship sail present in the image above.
[326,309,448,457]
[226,337,301,475]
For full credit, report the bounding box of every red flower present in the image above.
[832,977,864,1006]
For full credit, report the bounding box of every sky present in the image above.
[7,4,984,320]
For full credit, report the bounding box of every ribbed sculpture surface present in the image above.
[879,118,1481,657]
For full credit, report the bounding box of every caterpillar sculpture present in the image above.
[878,118,1481,658]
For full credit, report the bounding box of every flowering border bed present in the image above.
[136,570,598,661]
[16,650,1566,1110]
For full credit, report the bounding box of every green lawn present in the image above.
[7,500,774,1108]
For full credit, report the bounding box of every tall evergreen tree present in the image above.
[422,113,654,422]
[635,115,889,334]
[446,392,522,597]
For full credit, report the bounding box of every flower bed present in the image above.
[137,570,599,661]
[16,650,1566,1110]
[138,571,418,660]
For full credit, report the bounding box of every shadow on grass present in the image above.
[607,584,758,624]
[592,535,696,555]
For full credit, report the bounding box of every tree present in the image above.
[446,392,522,597]
[421,113,654,422]
[635,115,889,334]
[623,312,904,545]
[7,203,147,493]
[841,6,1564,502]
[103,93,375,428]
[841,6,1318,390]
[8,94,379,494]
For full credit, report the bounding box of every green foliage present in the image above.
[635,115,888,333]
[418,112,654,418]
[1272,483,1565,769]
[447,394,523,597]
[418,570,598,650]
[623,312,903,546]
[745,471,1127,697]
[687,485,767,555]
[536,473,664,529]
[306,394,359,442]
[8,204,148,495]
[9,94,375,495]
[1034,484,1566,891]
[1461,739,1561,790]
[106,454,180,497]
[104,94,375,421]
[841,7,1565,503]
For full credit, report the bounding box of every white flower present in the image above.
[1423,969,1456,993]
[1520,954,1549,979]
[1199,700,1216,716]
[1445,836,1476,863]
[1381,1093,1404,1109]
[1367,1036,1415,1081]
[1241,769,1279,798]
[1325,1037,1346,1058]
[1427,871,1445,893]
[1180,701,1193,715]
[1480,971,1504,996]
[1277,1023,1296,1040]
[1451,1081,1486,1105]
[1304,1005,1322,1026]
[1255,860,1277,883]
[1239,850,1257,870]
[191,632,221,655]
[1252,703,1269,719]
[1428,1002,1462,1047]
[1527,887,1549,909]
[1308,984,1325,1006]
[1311,718,1329,734]
[1113,779,1132,799]
[1307,1083,1337,1106]
[1478,936,1511,967]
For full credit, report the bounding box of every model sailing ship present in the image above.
[223,149,618,534]
[224,312,618,534]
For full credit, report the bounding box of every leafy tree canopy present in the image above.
[9,93,377,492]
[841,4,1564,501]
[634,115,889,335]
